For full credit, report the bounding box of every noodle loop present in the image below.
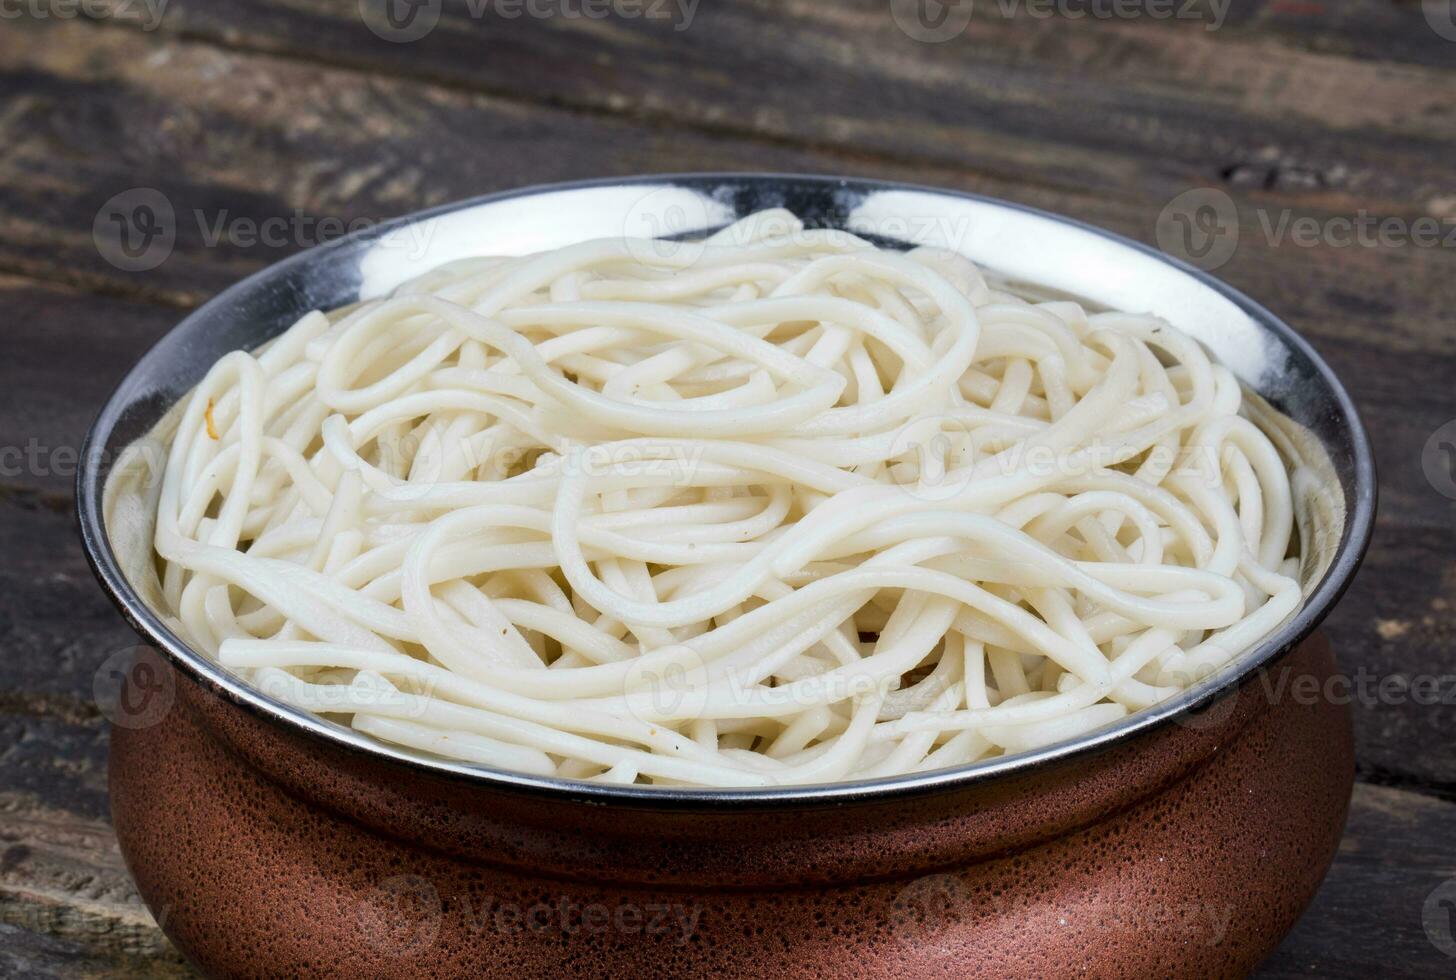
[152,211,1301,787]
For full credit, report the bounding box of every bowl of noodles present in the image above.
[78,174,1374,978]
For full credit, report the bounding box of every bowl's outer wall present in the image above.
[178,623,1297,886]
[110,636,1352,978]
[79,173,1376,808]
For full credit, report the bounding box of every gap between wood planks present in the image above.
[1360,762,1456,806]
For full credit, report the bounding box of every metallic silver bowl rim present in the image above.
[76,173,1377,809]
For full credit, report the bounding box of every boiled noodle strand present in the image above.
[150,208,1302,788]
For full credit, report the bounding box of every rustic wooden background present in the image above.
[2,0,1455,975]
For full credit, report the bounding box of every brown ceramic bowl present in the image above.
[78,175,1376,978]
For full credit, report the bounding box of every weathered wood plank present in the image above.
[0,17,991,307]
[0,534,142,764]
[1221,0,1456,71]
[1,16,1453,361]
[0,20,1453,359]
[0,786,191,977]
[1323,525,1456,795]
[0,276,180,494]
[0,922,188,979]
[1259,782,1456,978]
[80,0,1456,193]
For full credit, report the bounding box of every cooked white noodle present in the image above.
[152,209,1301,788]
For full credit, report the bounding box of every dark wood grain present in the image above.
[1219,0,1456,70]
[90,0,1456,176]
[0,2,1453,975]
[5,14,1456,335]
[1259,783,1456,978]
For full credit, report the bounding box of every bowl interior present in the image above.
[80,173,1375,804]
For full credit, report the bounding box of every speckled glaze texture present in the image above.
[110,634,1352,979]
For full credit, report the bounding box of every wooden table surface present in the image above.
[2,1,1455,976]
